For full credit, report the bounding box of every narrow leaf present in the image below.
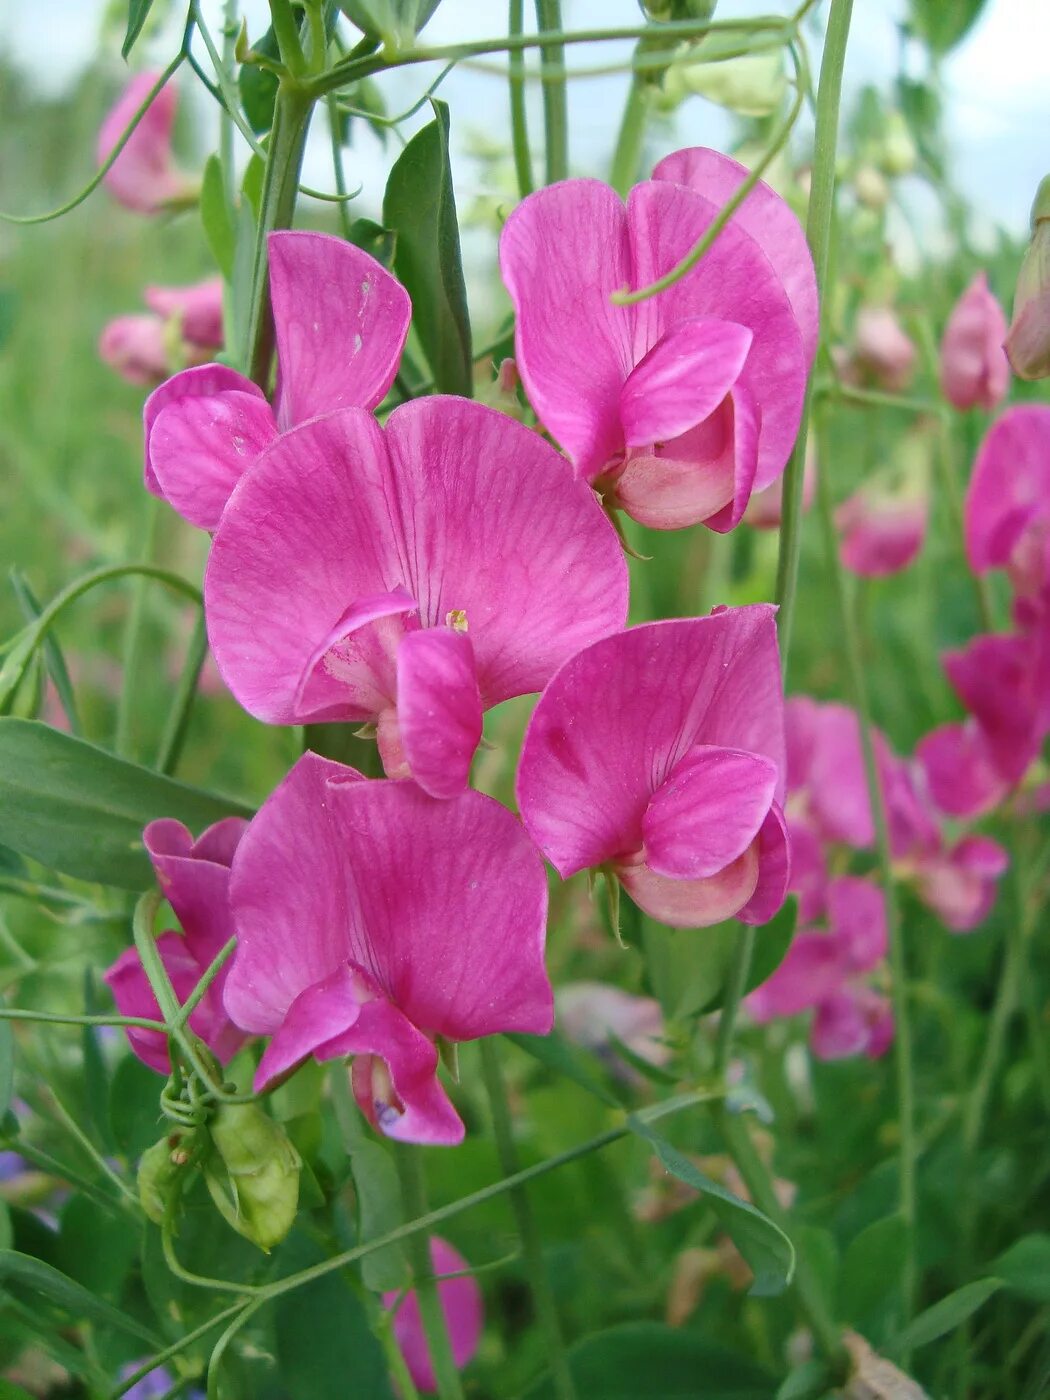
[0,1021,14,1122]
[122,0,157,58]
[994,1234,1050,1304]
[506,1031,621,1108]
[630,1119,795,1297]
[10,570,80,735]
[200,154,236,281]
[887,1278,1003,1355]
[382,99,472,395]
[349,1140,408,1291]
[0,719,252,889]
[0,1250,164,1346]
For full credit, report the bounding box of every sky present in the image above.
[4,0,1048,247]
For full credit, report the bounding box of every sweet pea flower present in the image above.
[222,754,553,1145]
[556,982,670,1081]
[912,835,1009,934]
[144,278,224,349]
[943,628,1050,785]
[499,147,816,531]
[144,231,412,531]
[97,71,196,215]
[836,481,927,577]
[965,406,1050,626]
[852,306,916,393]
[206,397,627,797]
[916,721,1009,819]
[939,273,1010,411]
[785,697,878,849]
[100,277,225,387]
[105,817,248,1075]
[746,876,893,1061]
[384,1237,483,1392]
[99,314,174,387]
[517,607,790,929]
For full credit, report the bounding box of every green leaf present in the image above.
[110,1052,165,1160]
[630,1120,794,1296]
[886,1277,1003,1355]
[273,1232,394,1399]
[348,1139,409,1291]
[0,1021,13,1123]
[775,1359,833,1400]
[57,1193,138,1300]
[524,1322,774,1399]
[348,218,397,269]
[993,1234,1050,1304]
[239,28,282,134]
[506,1031,621,1108]
[10,569,80,735]
[0,1381,34,1399]
[200,154,236,281]
[744,897,797,996]
[840,1214,909,1330]
[122,0,157,58]
[382,100,472,395]
[0,719,252,889]
[907,0,987,53]
[0,1250,163,1346]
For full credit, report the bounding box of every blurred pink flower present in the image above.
[944,628,1050,786]
[517,608,790,929]
[144,231,411,531]
[939,273,1010,411]
[100,278,224,387]
[99,314,172,387]
[556,982,669,1080]
[144,278,224,349]
[105,817,248,1074]
[383,1238,483,1392]
[911,834,1009,934]
[916,721,1009,819]
[500,147,816,530]
[96,71,195,215]
[223,754,553,1145]
[853,306,916,393]
[836,485,927,577]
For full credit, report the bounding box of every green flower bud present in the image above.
[639,0,716,20]
[1005,176,1050,381]
[205,1103,301,1253]
[854,164,890,211]
[675,30,786,117]
[877,110,918,177]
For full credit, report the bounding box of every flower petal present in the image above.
[144,364,265,495]
[737,801,791,925]
[826,875,886,973]
[944,632,1043,783]
[340,1001,462,1146]
[643,744,777,879]
[385,1239,483,1390]
[294,587,418,725]
[745,932,846,1022]
[253,962,366,1091]
[500,180,634,478]
[965,405,1050,573]
[619,317,752,448]
[149,390,278,531]
[652,147,818,365]
[916,722,1008,819]
[268,230,411,427]
[617,846,759,928]
[517,608,785,878]
[144,816,246,967]
[396,626,483,799]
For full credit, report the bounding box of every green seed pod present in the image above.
[206,1102,301,1253]
[138,1131,196,1225]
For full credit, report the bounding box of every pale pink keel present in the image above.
[105,817,248,1074]
[517,608,790,929]
[205,397,627,797]
[143,231,412,531]
[222,754,553,1145]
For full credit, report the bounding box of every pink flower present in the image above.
[222,754,553,1145]
[556,982,669,1081]
[836,484,927,577]
[943,629,1050,785]
[939,273,1010,411]
[383,1238,483,1392]
[744,442,817,529]
[144,231,411,531]
[853,306,916,393]
[517,607,790,929]
[499,147,816,531]
[205,397,627,797]
[99,315,174,387]
[96,71,195,215]
[105,818,248,1074]
[912,834,1009,934]
[144,278,224,349]
[965,406,1050,625]
[785,697,877,849]
[747,876,893,1061]
[916,721,1009,819]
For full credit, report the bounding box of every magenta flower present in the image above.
[965,406,1050,626]
[99,315,174,387]
[143,277,224,350]
[939,273,1010,411]
[144,231,411,531]
[100,277,225,388]
[383,1237,483,1392]
[222,754,553,1145]
[911,835,1009,934]
[785,697,877,849]
[206,397,627,797]
[499,147,816,531]
[96,71,195,215]
[105,817,248,1075]
[747,876,892,1061]
[836,483,927,577]
[943,629,1050,785]
[516,607,789,929]
[852,306,917,393]
[916,721,1009,819]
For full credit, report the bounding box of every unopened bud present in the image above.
[205,1103,300,1252]
[1005,176,1050,381]
[877,110,918,177]
[675,31,786,117]
[854,164,890,211]
[476,357,527,421]
[639,0,716,20]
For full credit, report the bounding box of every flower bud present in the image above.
[205,1102,300,1252]
[939,272,1010,410]
[1005,175,1050,381]
[877,111,918,177]
[853,305,917,393]
[853,164,890,211]
[836,428,930,578]
[98,315,170,387]
[675,31,786,117]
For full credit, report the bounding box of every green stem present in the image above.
[508,0,534,196]
[712,926,756,1077]
[609,71,651,196]
[774,0,854,668]
[155,610,209,777]
[269,0,308,74]
[44,1085,139,1208]
[0,1006,167,1031]
[534,0,568,182]
[172,937,237,1033]
[813,403,916,1325]
[395,1144,466,1400]
[363,1286,423,1400]
[244,81,316,386]
[326,93,354,239]
[479,1038,577,1400]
